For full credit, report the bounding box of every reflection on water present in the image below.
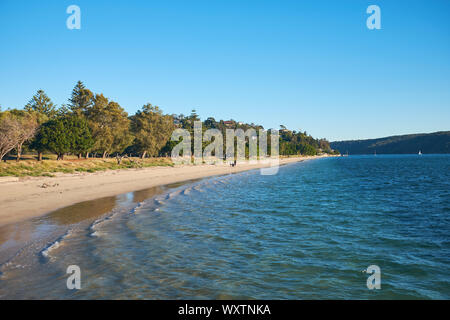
[0,195,120,264]
[44,196,118,226]
[0,223,35,250]
[133,186,165,203]
[0,185,168,285]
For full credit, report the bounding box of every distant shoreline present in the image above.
[330,131,450,155]
[0,155,333,227]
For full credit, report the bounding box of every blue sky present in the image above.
[0,0,449,141]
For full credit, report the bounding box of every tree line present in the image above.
[0,81,336,162]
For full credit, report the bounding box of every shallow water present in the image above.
[0,155,449,299]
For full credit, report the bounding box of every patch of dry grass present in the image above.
[0,156,173,177]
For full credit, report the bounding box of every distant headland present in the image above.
[331,131,450,155]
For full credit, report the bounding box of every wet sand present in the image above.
[0,156,330,227]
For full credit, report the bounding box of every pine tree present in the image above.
[69,81,94,116]
[24,90,56,119]
[71,116,94,158]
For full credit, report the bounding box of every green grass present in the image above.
[0,156,174,177]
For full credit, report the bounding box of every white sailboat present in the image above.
[418,150,422,155]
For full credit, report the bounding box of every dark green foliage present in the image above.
[331,131,450,154]
[69,81,94,116]
[71,116,94,155]
[278,127,332,156]
[165,116,331,157]
[34,116,93,159]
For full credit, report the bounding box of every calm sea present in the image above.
[0,155,449,299]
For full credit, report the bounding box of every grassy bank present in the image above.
[0,155,173,177]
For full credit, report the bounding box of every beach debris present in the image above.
[39,182,59,188]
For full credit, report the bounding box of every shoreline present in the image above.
[0,155,332,227]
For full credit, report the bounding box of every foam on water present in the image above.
[130,201,146,215]
[41,229,73,260]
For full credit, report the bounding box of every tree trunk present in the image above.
[16,145,22,162]
[102,151,107,159]
[78,153,82,159]
[116,155,127,165]
[85,152,89,159]
[38,152,43,161]
[141,151,147,159]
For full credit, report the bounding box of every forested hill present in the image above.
[330,131,450,155]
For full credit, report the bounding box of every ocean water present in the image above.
[0,155,449,299]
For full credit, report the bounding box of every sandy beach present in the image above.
[0,156,330,227]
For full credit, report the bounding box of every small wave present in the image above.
[153,198,165,206]
[0,249,26,273]
[40,229,73,260]
[130,201,146,215]
[0,249,31,278]
[89,208,123,236]
[90,217,107,232]
[167,190,182,199]
[193,185,204,192]
[90,231,106,238]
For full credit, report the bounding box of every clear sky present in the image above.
[0,0,449,141]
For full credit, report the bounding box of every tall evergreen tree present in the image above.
[68,81,94,116]
[71,116,94,158]
[25,90,58,160]
[24,90,56,119]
